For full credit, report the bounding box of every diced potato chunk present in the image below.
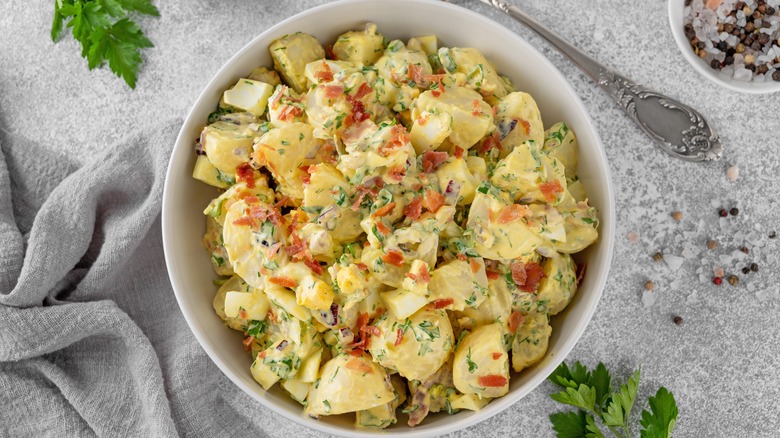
[304,353,394,416]
[543,122,578,178]
[201,119,258,176]
[495,92,544,157]
[282,377,311,404]
[411,86,493,150]
[511,312,552,372]
[453,323,509,398]
[269,32,326,93]
[332,23,386,65]
[435,157,478,206]
[427,258,488,311]
[437,47,509,98]
[407,35,438,56]
[536,253,578,315]
[224,291,271,320]
[368,308,454,381]
[192,155,230,189]
[247,66,281,87]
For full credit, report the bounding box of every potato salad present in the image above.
[193,24,599,428]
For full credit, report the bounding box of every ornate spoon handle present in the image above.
[477,0,723,161]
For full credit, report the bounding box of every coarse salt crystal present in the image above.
[665,254,685,271]
[726,165,739,181]
[642,290,657,308]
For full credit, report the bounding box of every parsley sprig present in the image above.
[51,0,159,88]
[547,361,678,438]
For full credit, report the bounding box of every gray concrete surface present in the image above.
[2,0,779,436]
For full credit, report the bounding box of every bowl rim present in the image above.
[162,0,616,435]
[668,0,780,94]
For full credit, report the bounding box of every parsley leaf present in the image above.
[548,362,678,438]
[550,384,597,412]
[51,0,158,88]
[639,387,678,438]
[602,369,639,428]
[549,411,605,438]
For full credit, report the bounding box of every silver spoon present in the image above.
[476,0,723,162]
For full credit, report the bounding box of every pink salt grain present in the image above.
[726,165,739,182]
[713,266,725,278]
[705,0,722,9]
[627,231,640,243]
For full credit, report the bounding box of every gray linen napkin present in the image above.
[0,121,273,437]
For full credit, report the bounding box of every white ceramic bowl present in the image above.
[162,0,615,435]
[669,1,780,94]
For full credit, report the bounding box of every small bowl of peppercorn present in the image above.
[670,0,780,94]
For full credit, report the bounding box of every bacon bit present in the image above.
[345,94,370,123]
[375,220,391,237]
[540,180,564,203]
[422,189,445,213]
[238,308,248,319]
[270,90,283,109]
[353,82,373,100]
[422,150,449,173]
[508,310,524,334]
[355,262,368,271]
[233,216,254,226]
[492,105,498,118]
[416,114,429,126]
[517,118,531,136]
[386,165,406,182]
[405,263,431,283]
[425,74,446,97]
[394,328,404,346]
[363,241,370,247]
[510,262,528,287]
[378,125,409,157]
[454,146,464,159]
[468,258,481,274]
[486,270,500,280]
[242,336,254,351]
[522,263,545,292]
[407,64,424,84]
[576,262,587,286]
[269,276,297,288]
[236,163,256,188]
[382,249,405,267]
[348,348,364,356]
[457,253,467,261]
[478,374,508,387]
[248,204,283,226]
[314,60,334,82]
[403,196,423,221]
[345,357,374,374]
[371,202,396,218]
[286,234,309,259]
[274,196,292,209]
[487,209,496,223]
[362,325,381,337]
[491,352,502,360]
[301,173,311,185]
[326,44,337,60]
[278,105,303,122]
[351,190,369,211]
[497,204,531,224]
[241,195,260,204]
[322,84,344,100]
[471,99,482,116]
[304,258,324,276]
[477,133,502,154]
[267,242,283,258]
[257,351,267,360]
[431,298,454,309]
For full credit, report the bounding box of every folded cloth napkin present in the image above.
[0,121,276,437]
